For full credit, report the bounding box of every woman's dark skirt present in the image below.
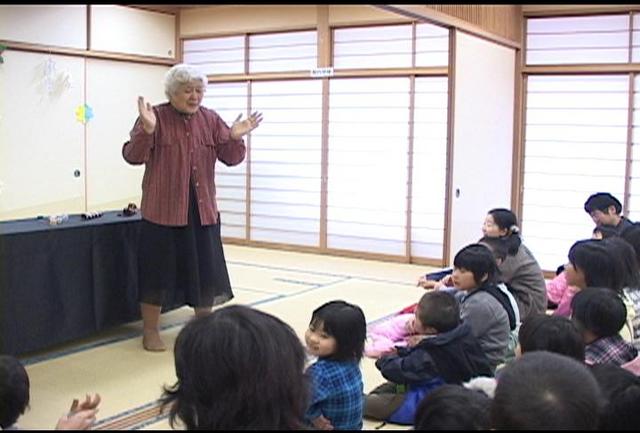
[137,185,233,308]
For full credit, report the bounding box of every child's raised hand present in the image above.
[69,393,101,412]
[55,408,98,430]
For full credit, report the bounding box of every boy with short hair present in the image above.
[584,192,633,234]
[364,290,492,425]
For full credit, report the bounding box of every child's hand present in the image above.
[311,414,334,430]
[404,317,417,334]
[374,346,399,359]
[70,393,101,412]
[55,408,98,430]
[406,335,426,347]
[440,274,454,287]
[56,393,101,430]
[417,276,440,289]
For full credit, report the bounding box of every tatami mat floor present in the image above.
[17,245,435,430]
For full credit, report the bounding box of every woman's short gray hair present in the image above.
[164,64,208,99]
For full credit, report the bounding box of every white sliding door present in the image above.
[411,77,449,259]
[327,77,410,255]
[450,32,515,263]
[249,80,323,246]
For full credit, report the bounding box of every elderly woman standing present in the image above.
[123,64,262,351]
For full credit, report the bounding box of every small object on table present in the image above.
[119,203,138,217]
[48,214,69,225]
[81,212,103,220]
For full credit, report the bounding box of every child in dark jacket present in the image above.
[363,290,493,425]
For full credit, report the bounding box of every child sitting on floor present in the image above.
[304,300,367,430]
[571,287,638,366]
[364,290,492,426]
[371,240,519,363]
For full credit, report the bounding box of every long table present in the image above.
[0,211,179,356]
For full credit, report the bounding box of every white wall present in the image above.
[0,6,173,220]
[449,31,516,262]
[91,5,175,57]
[0,5,87,49]
[85,60,168,212]
[0,51,86,219]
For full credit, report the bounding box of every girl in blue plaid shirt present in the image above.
[304,300,367,430]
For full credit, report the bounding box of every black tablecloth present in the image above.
[0,211,180,356]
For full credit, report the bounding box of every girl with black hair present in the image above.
[304,300,367,430]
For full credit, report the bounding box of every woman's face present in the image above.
[564,262,587,289]
[170,80,204,114]
[482,214,508,238]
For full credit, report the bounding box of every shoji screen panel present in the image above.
[183,36,245,75]
[249,80,323,246]
[333,25,413,69]
[204,83,249,239]
[634,14,640,63]
[526,14,630,65]
[628,75,640,221]
[411,77,449,259]
[249,31,317,73]
[522,75,629,270]
[327,77,410,255]
[415,23,450,67]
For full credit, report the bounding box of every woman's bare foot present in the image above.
[142,330,166,352]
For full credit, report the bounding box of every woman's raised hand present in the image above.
[137,96,156,134]
[230,111,263,139]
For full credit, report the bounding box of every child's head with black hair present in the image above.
[452,243,498,291]
[306,300,366,362]
[571,287,627,341]
[477,235,508,265]
[566,239,621,292]
[601,236,640,289]
[517,314,585,362]
[0,355,30,429]
[590,363,640,430]
[620,222,640,267]
[592,224,618,240]
[491,351,601,430]
[414,384,491,430]
[415,291,460,334]
[162,305,308,430]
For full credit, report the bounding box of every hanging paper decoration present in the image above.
[75,104,94,124]
[38,57,72,98]
[43,58,56,94]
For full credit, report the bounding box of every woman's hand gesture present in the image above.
[230,111,263,139]
[137,96,156,134]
